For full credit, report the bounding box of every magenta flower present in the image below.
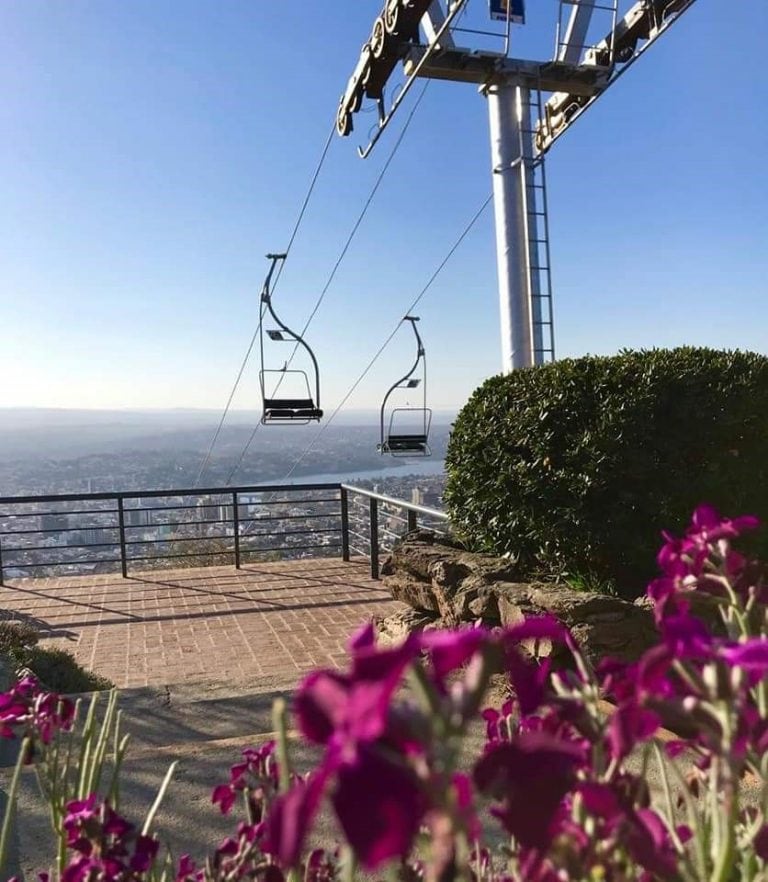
[129,835,160,872]
[754,825,768,861]
[175,854,202,882]
[212,741,277,817]
[474,732,583,848]
[503,615,571,645]
[262,770,328,868]
[722,639,768,675]
[332,747,427,869]
[295,636,419,756]
[0,676,74,746]
[622,808,680,881]
[505,650,552,716]
[606,704,661,763]
[421,626,490,682]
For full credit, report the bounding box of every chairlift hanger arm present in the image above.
[258,254,322,415]
[379,317,425,447]
[261,253,287,301]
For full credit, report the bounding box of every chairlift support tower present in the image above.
[335,0,699,372]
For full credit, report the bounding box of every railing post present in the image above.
[407,510,418,533]
[369,497,379,580]
[340,487,350,562]
[0,532,4,586]
[232,491,241,569]
[117,497,128,578]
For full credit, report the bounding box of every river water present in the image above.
[284,458,446,485]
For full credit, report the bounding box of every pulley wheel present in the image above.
[384,0,401,35]
[371,16,388,60]
[337,103,352,137]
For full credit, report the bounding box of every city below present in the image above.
[0,409,449,578]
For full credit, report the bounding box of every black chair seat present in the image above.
[263,398,315,410]
[387,434,428,451]
[265,406,323,421]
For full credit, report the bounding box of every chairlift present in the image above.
[377,316,431,456]
[258,253,323,425]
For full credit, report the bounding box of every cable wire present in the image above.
[224,81,432,486]
[275,191,493,485]
[192,123,336,487]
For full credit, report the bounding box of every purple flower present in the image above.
[176,855,202,882]
[295,637,419,757]
[690,505,759,542]
[503,615,570,645]
[505,649,552,716]
[130,835,160,872]
[0,677,74,745]
[212,741,278,817]
[660,614,712,658]
[754,825,768,860]
[332,747,427,869]
[212,783,237,815]
[474,732,583,849]
[262,770,328,868]
[606,704,660,763]
[421,626,490,682]
[623,808,680,881]
[578,782,622,818]
[722,639,768,675]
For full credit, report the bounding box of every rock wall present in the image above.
[378,531,659,667]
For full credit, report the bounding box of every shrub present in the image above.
[0,618,112,692]
[0,619,39,655]
[24,646,114,693]
[444,347,768,596]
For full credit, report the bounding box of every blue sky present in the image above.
[0,0,765,412]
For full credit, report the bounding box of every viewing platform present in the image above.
[0,482,449,688]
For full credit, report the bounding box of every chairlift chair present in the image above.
[258,254,324,425]
[377,316,432,457]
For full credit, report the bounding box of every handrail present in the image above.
[341,484,448,522]
[0,482,342,507]
[0,481,447,584]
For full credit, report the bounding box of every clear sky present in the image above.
[0,0,765,413]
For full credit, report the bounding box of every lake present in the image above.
[286,458,446,485]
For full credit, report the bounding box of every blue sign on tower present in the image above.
[489,0,525,24]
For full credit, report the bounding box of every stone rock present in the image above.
[375,607,439,646]
[496,582,658,666]
[382,531,519,616]
[382,532,660,667]
[385,572,442,613]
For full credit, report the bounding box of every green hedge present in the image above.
[444,348,768,597]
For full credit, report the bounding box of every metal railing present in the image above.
[0,482,449,583]
[341,484,450,579]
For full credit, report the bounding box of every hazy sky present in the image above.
[0,1,766,413]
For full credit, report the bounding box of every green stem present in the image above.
[272,698,292,794]
[710,764,738,882]
[0,736,30,876]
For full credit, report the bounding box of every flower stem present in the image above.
[272,698,292,794]
[0,736,30,876]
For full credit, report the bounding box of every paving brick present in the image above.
[1,559,404,688]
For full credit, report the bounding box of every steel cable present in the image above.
[275,191,494,484]
[192,123,336,487]
[224,81,432,486]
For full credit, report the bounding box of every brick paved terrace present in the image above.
[0,559,404,689]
